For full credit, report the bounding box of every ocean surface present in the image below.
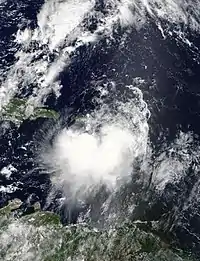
[1,0,200,255]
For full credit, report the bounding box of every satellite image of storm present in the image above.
[1,0,200,260]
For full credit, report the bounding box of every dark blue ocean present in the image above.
[1,0,200,255]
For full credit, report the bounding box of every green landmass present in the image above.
[1,98,59,125]
[0,199,196,261]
